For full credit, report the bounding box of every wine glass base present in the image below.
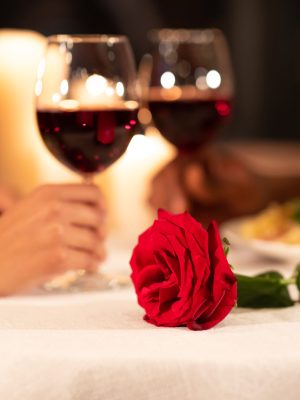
[36,271,131,295]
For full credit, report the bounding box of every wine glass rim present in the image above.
[47,34,128,44]
[148,28,223,43]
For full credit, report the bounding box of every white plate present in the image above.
[221,217,300,263]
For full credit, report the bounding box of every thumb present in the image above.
[184,163,219,205]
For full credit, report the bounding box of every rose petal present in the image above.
[190,284,237,330]
[134,264,165,291]
[159,210,209,250]
[158,281,179,312]
[154,251,177,283]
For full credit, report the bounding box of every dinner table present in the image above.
[0,235,299,400]
[0,141,300,400]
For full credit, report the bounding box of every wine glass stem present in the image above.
[84,174,94,184]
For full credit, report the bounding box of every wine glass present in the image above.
[141,28,234,153]
[35,34,140,292]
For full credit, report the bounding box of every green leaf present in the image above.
[236,271,294,308]
[222,237,230,246]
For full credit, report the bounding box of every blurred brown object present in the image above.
[0,187,18,214]
[149,141,300,226]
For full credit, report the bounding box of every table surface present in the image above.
[0,241,300,400]
[1,139,300,399]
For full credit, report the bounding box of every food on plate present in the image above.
[241,199,300,244]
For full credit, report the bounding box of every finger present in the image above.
[62,203,106,230]
[28,248,96,284]
[63,225,99,252]
[169,195,188,213]
[184,164,215,203]
[36,184,106,210]
[93,241,107,262]
[148,188,162,209]
[186,160,236,205]
[149,165,187,212]
[62,248,97,272]
[97,224,107,240]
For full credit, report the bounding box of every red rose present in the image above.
[130,209,237,330]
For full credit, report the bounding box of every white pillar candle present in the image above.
[106,127,176,247]
[0,29,78,195]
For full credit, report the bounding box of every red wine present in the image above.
[149,97,231,151]
[37,108,139,173]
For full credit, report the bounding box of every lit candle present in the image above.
[70,74,126,108]
[106,126,176,246]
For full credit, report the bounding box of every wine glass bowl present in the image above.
[143,28,234,152]
[36,35,140,177]
[35,34,140,292]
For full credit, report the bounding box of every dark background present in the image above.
[1,0,300,141]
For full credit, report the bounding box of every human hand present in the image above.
[148,158,188,215]
[149,147,269,226]
[0,184,106,295]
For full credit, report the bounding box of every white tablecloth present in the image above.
[0,242,299,400]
